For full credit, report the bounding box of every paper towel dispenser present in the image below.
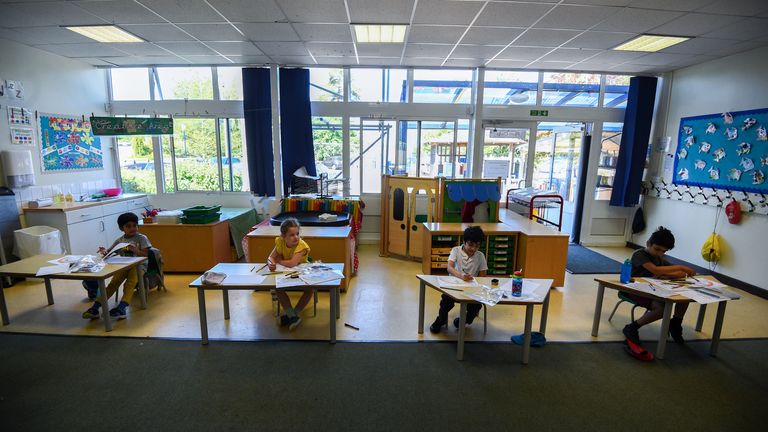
[1,150,35,188]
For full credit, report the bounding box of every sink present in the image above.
[82,195,121,203]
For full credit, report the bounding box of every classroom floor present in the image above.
[1,244,767,343]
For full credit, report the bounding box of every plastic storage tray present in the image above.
[180,212,221,224]
[182,205,222,217]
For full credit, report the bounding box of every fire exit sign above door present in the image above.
[529,109,549,117]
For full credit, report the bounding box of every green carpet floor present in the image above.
[1,334,765,431]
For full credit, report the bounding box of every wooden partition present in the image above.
[380,175,440,259]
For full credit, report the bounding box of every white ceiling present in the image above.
[0,0,767,73]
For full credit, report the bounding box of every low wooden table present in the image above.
[416,275,553,364]
[0,254,147,332]
[189,263,343,344]
[592,277,740,359]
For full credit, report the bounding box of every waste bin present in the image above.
[13,226,64,258]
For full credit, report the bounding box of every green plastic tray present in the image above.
[180,213,221,224]
[182,205,222,217]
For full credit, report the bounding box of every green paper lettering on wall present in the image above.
[90,117,174,136]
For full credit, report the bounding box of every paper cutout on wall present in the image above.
[38,114,102,172]
[674,107,768,193]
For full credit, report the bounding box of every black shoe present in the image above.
[669,317,685,344]
[430,316,447,333]
[453,315,477,329]
[278,315,290,327]
[623,323,641,345]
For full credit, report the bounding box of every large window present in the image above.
[117,135,157,194]
[596,122,623,200]
[482,127,530,197]
[310,68,343,102]
[217,67,243,100]
[155,67,213,100]
[218,118,248,192]
[542,73,600,107]
[312,116,344,195]
[111,68,150,101]
[350,68,407,103]
[413,69,472,104]
[483,71,538,105]
[603,75,630,109]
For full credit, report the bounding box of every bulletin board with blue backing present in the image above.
[673,107,768,193]
[38,114,103,172]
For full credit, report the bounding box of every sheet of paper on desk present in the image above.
[47,255,83,265]
[105,256,143,265]
[438,276,478,289]
[627,282,675,298]
[677,289,728,304]
[224,274,266,285]
[35,264,70,276]
[276,275,307,288]
[300,270,344,285]
[106,242,131,257]
[465,285,504,306]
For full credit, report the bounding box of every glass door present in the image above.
[482,127,531,198]
[350,118,396,195]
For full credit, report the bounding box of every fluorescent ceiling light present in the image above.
[65,25,143,43]
[613,34,689,52]
[353,24,407,43]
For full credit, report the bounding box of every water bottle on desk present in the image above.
[620,259,632,284]
[512,270,523,297]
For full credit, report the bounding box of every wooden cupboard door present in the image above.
[407,188,436,258]
[388,186,408,256]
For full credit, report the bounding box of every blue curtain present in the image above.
[279,68,316,193]
[242,68,275,195]
[610,76,658,207]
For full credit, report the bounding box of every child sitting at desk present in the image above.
[82,212,151,320]
[430,226,488,333]
[268,218,312,330]
[623,226,696,345]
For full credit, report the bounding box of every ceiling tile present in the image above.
[475,2,555,27]
[33,42,132,57]
[356,44,403,57]
[256,41,309,56]
[496,46,553,61]
[702,17,768,40]
[512,29,581,47]
[237,23,300,41]
[696,0,768,16]
[156,42,216,55]
[133,0,225,23]
[534,5,620,30]
[0,26,95,45]
[205,41,264,55]
[107,42,174,56]
[562,31,635,49]
[306,42,356,56]
[486,59,530,68]
[77,57,118,66]
[207,0,286,22]
[407,25,465,44]
[227,55,272,64]
[541,48,601,62]
[650,13,744,37]
[403,43,454,57]
[562,1,632,6]
[401,57,443,67]
[525,61,575,70]
[631,52,700,66]
[178,23,246,41]
[571,62,620,72]
[315,56,358,66]
[347,0,414,23]
[270,55,317,64]
[462,27,524,45]
[660,37,762,56]
[413,0,484,25]
[584,50,646,62]
[72,1,166,25]
[357,56,402,66]
[444,58,485,67]
[293,24,352,42]
[185,55,234,64]
[108,56,191,66]
[0,2,105,27]
[593,8,683,33]
[276,0,349,23]
[627,0,715,11]
[122,24,196,42]
[450,45,506,59]
[607,63,656,73]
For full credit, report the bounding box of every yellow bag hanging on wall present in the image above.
[701,232,721,262]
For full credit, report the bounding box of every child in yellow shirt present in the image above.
[268,218,311,330]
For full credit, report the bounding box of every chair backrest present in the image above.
[145,247,165,289]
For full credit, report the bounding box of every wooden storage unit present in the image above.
[380,175,439,260]
[246,225,352,291]
[139,219,231,273]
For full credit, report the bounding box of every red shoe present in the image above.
[623,339,654,362]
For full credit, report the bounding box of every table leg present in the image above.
[539,292,550,335]
[137,267,147,309]
[98,280,112,332]
[418,280,425,334]
[456,303,467,361]
[330,287,337,344]
[0,276,9,325]
[591,282,605,337]
[336,286,340,319]
[44,278,54,305]
[695,304,707,332]
[522,305,534,365]
[222,289,230,320]
[656,301,673,360]
[197,288,208,345]
[710,301,727,357]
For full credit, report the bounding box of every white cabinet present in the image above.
[68,218,107,255]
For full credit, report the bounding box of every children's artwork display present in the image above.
[38,114,103,172]
[674,107,768,193]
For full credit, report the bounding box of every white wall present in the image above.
[637,46,768,290]
[0,38,112,187]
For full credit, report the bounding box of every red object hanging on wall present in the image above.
[725,199,741,224]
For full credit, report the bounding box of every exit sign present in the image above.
[530,109,549,117]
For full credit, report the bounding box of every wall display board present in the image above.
[38,114,103,172]
[674,107,767,193]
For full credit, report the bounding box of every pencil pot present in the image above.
[620,259,632,284]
